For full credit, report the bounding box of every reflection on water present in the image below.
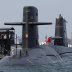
[0,54,72,72]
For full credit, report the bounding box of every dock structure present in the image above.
[0,27,15,56]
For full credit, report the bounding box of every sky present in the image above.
[0,0,72,42]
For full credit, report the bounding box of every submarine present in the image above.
[46,14,72,55]
[4,6,52,56]
[0,6,72,66]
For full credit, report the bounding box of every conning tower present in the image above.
[5,6,52,50]
[54,14,68,47]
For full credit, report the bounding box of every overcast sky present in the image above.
[0,0,72,42]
